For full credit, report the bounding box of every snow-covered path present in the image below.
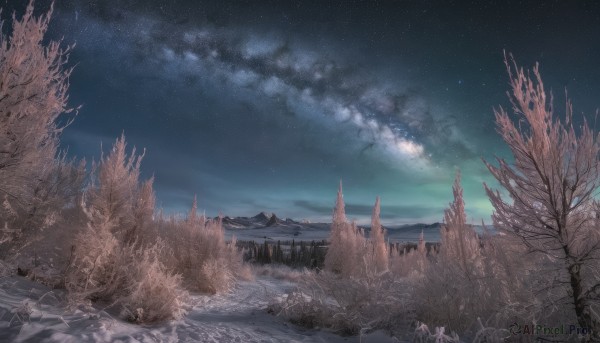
[0,276,401,343]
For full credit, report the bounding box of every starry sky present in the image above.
[9,1,600,224]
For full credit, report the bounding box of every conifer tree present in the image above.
[369,196,388,273]
[324,181,348,274]
[440,171,482,278]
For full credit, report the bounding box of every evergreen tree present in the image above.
[369,196,388,273]
[324,181,347,273]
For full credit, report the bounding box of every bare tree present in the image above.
[484,54,600,338]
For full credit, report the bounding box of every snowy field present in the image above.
[0,274,404,343]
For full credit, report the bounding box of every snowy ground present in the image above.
[0,275,404,343]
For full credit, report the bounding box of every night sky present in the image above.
[9,1,600,224]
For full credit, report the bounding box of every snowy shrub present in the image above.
[64,136,186,323]
[471,318,510,343]
[252,264,304,282]
[66,134,157,294]
[85,134,156,246]
[413,322,460,343]
[157,198,248,294]
[65,134,149,302]
[413,172,538,338]
[67,222,185,323]
[276,183,415,336]
[197,258,235,294]
[65,216,120,303]
[271,286,331,329]
[119,244,186,323]
[1,155,85,255]
[273,269,414,336]
[389,231,429,278]
[413,172,499,334]
[414,257,488,334]
[222,235,254,283]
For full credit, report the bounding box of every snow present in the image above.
[0,275,404,343]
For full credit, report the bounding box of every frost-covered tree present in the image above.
[324,181,349,274]
[484,54,600,338]
[159,198,247,294]
[281,185,419,334]
[126,177,156,245]
[369,196,388,273]
[68,136,141,294]
[323,181,369,277]
[346,220,367,277]
[1,152,85,252]
[417,230,426,255]
[415,171,504,333]
[0,2,79,249]
[278,189,411,334]
[440,171,482,278]
[66,135,150,298]
[86,134,155,245]
[389,231,429,278]
[66,136,183,322]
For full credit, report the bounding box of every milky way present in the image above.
[66,7,476,171]
[18,0,600,224]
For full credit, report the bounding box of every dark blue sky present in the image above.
[11,1,600,224]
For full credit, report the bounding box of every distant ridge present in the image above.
[265,214,282,227]
[217,216,491,243]
[252,212,271,223]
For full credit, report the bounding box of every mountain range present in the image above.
[217,212,493,243]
